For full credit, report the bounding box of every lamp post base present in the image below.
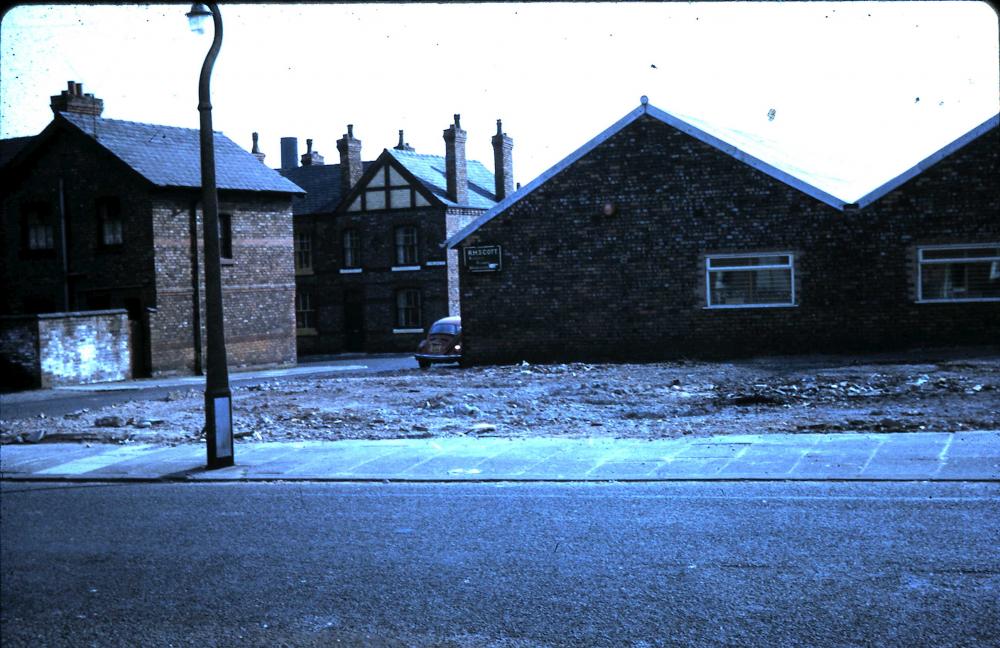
[205,391,234,469]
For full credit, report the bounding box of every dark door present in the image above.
[123,298,151,378]
[343,290,365,351]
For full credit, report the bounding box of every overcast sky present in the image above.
[2,2,997,201]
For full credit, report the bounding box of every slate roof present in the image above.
[387,149,498,209]
[446,99,1000,248]
[52,112,303,194]
[0,136,33,169]
[278,161,374,216]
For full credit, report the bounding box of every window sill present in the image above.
[296,327,318,336]
[340,268,363,274]
[221,258,235,266]
[703,303,797,310]
[295,268,314,276]
[393,328,424,334]
[915,298,1000,304]
[392,265,421,272]
[424,261,447,267]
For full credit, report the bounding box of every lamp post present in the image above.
[187,2,233,468]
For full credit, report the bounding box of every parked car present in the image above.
[415,316,462,369]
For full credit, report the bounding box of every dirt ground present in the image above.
[3,352,998,445]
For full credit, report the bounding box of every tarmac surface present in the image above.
[2,430,998,482]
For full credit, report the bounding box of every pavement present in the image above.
[2,430,998,482]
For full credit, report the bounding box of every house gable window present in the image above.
[296,290,315,331]
[394,288,422,330]
[23,204,55,251]
[294,231,312,273]
[97,197,123,247]
[218,213,233,260]
[342,229,361,268]
[347,163,428,212]
[706,253,795,308]
[917,245,1000,302]
[395,225,419,266]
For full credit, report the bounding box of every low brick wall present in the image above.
[0,310,132,390]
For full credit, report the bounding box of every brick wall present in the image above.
[150,192,297,375]
[0,310,131,389]
[457,115,1000,365]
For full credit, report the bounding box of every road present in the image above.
[0,354,417,421]
[2,481,998,647]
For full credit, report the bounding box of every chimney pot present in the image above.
[300,138,324,166]
[251,132,266,164]
[491,117,514,200]
[51,80,103,117]
[337,124,363,195]
[280,137,299,170]
[394,129,415,152]
[444,115,468,204]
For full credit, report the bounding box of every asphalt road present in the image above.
[2,481,998,647]
[0,354,417,420]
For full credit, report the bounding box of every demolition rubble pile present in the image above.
[2,356,998,444]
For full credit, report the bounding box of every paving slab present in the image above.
[1,431,998,482]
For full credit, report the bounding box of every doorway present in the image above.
[343,289,365,352]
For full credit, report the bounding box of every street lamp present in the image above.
[188,2,233,468]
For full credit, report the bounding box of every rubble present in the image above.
[1,355,998,444]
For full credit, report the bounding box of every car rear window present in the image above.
[430,322,459,335]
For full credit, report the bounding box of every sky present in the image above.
[2,1,998,202]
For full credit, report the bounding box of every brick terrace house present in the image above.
[0,82,304,376]
[447,98,1000,365]
[279,116,513,355]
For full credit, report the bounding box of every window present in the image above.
[296,291,315,330]
[918,245,1000,302]
[23,205,55,251]
[706,253,794,307]
[395,226,419,265]
[97,197,123,246]
[294,231,312,273]
[395,288,422,328]
[342,229,360,268]
[218,213,233,260]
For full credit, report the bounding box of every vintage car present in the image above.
[415,316,462,369]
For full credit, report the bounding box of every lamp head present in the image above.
[186,3,213,34]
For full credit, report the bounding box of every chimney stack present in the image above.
[280,137,299,170]
[337,124,363,195]
[443,114,468,204]
[491,119,514,200]
[394,129,415,152]
[300,138,325,166]
[50,80,104,117]
[251,132,266,164]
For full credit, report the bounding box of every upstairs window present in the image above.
[342,229,361,268]
[23,205,55,251]
[918,245,1000,302]
[395,288,422,329]
[97,197,123,247]
[218,213,233,260]
[294,231,312,273]
[706,253,795,308]
[395,225,419,266]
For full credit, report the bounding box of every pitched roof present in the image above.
[52,112,304,194]
[446,99,1000,248]
[0,136,33,169]
[278,162,374,216]
[386,149,497,209]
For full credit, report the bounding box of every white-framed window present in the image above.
[395,288,422,329]
[296,290,315,330]
[294,231,312,273]
[395,225,419,266]
[342,229,360,268]
[917,244,1000,303]
[706,253,795,308]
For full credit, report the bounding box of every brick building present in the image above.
[448,99,1000,365]
[0,82,304,378]
[279,116,512,355]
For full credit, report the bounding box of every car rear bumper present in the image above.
[414,353,461,363]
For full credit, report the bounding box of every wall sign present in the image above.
[464,245,502,272]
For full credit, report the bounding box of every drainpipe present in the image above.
[189,198,203,375]
[58,177,70,311]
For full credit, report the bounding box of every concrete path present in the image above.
[2,431,998,482]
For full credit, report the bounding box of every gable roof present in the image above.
[279,161,375,216]
[446,99,1000,248]
[386,148,498,209]
[22,112,304,194]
